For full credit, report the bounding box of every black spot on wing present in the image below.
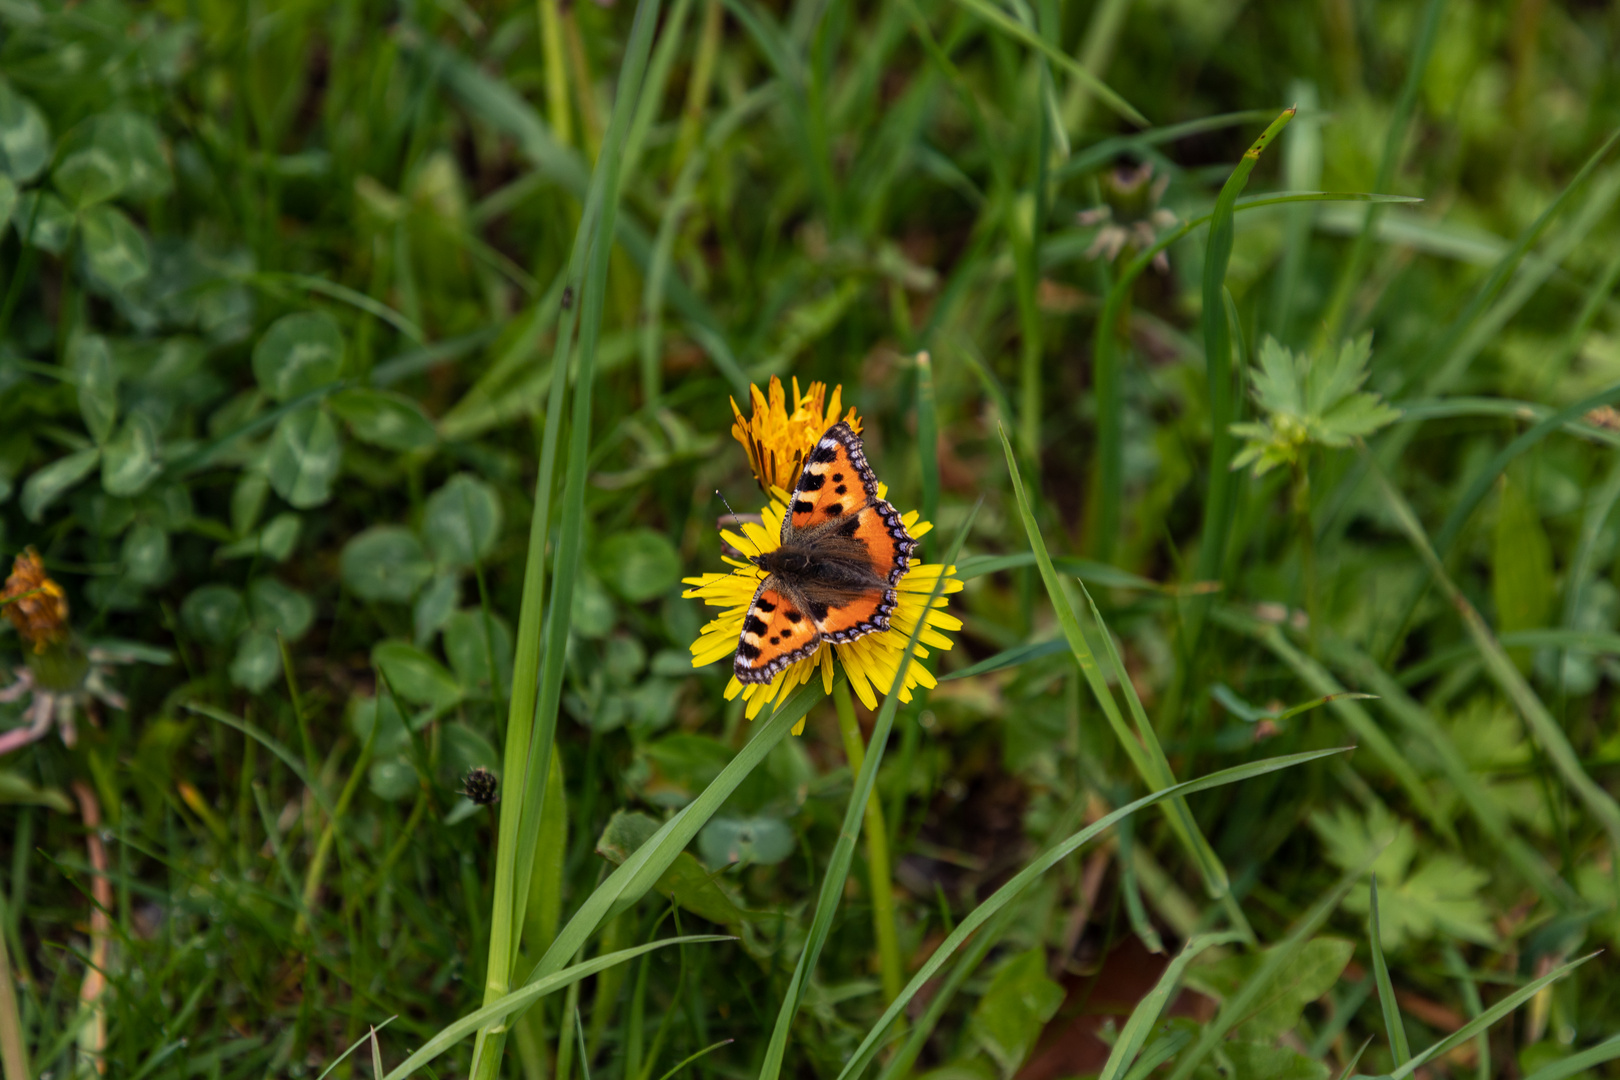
[836,516,860,538]
[786,610,802,622]
[807,599,830,621]
[744,616,769,636]
[793,500,815,514]
[798,473,825,492]
[824,503,843,516]
[810,443,838,464]
[769,636,780,645]
[738,642,761,660]
[754,597,775,612]
[832,473,844,482]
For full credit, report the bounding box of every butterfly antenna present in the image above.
[715,489,741,521]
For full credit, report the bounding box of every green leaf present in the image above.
[596,810,745,928]
[1184,936,1353,1042]
[181,585,247,644]
[52,110,171,208]
[247,578,315,641]
[69,333,118,444]
[230,629,282,691]
[121,522,170,586]
[413,573,460,644]
[598,528,681,602]
[266,406,341,508]
[21,447,99,521]
[373,640,462,708]
[0,173,16,239]
[1309,804,1494,949]
[368,758,419,802]
[349,694,411,756]
[422,473,502,568]
[101,413,162,496]
[627,734,733,809]
[1493,475,1553,668]
[1219,1043,1329,1080]
[1232,334,1399,476]
[330,387,437,451]
[968,949,1065,1078]
[252,312,346,402]
[442,608,513,699]
[342,526,434,602]
[570,572,617,637]
[0,771,73,813]
[697,815,795,867]
[217,512,301,562]
[0,81,51,182]
[441,723,500,782]
[80,203,150,290]
[12,190,72,253]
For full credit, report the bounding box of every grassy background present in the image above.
[2,0,1620,1077]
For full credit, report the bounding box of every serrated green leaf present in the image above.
[1233,333,1398,475]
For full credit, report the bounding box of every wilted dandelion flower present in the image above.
[1,549,136,755]
[730,376,861,498]
[1077,160,1178,272]
[685,385,963,732]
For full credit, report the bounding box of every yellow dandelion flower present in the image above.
[2,548,70,653]
[730,375,862,497]
[688,386,962,733]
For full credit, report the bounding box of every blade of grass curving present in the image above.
[1522,1034,1620,1080]
[1314,632,1575,907]
[188,704,337,822]
[1316,0,1446,344]
[1212,609,1452,840]
[942,637,1069,681]
[757,503,979,1080]
[1369,876,1410,1067]
[1270,80,1321,343]
[1442,944,1488,1080]
[316,1018,397,1080]
[945,0,1147,125]
[473,3,665,1075]
[381,936,729,1080]
[1164,861,1365,1080]
[1002,426,1242,908]
[1186,108,1293,623]
[1333,1036,1374,1080]
[654,1039,733,1080]
[1078,577,1249,925]
[1363,446,1620,851]
[1389,953,1598,1080]
[1097,933,1244,1080]
[1056,109,1279,180]
[834,745,1352,1080]
[529,680,822,983]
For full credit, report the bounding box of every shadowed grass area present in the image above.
[2,2,1620,1079]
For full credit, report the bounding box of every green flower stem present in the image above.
[833,682,905,1011]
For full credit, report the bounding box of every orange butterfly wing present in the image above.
[788,422,879,531]
[734,582,824,683]
[806,586,900,643]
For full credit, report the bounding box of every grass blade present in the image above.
[834,745,1352,1080]
[756,502,979,1080]
[1390,953,1597,1079]
[381,935,731,1080]
[1097,933,1244,1080]
[1369,875,1410,1067]
[1522,1034,1620,1080]
[1363,445,1620,852]
[1001,427,1240,907]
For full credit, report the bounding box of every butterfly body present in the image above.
[734,422,916,684]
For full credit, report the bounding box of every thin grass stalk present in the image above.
[537,0,573,146]
[1361,445,1620,852]
[1186,107,1293,623]
[916,351,940,562]
[834,746,1350,1080]
[0,889,26,1080]
[1316,0,1446,345]
[757,506,978,1080]
[1369,876,1410,1067]
[471,3,665,1074]
[1059,0,1132,134]
[1096,933,1242,1080]
[832,683,904,1009]
[1441,945,1488,1080]
[1270,80,1321,343]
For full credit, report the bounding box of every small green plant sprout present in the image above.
[1230,334,1401,477]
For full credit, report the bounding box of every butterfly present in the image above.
[734,421,917,684]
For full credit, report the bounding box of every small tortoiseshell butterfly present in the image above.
[734,421,916,684]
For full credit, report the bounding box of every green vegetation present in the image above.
[2,0,1619,1078]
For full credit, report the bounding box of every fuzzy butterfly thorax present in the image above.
[732,422,917,684]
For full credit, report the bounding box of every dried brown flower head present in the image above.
[3,549,69,653]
